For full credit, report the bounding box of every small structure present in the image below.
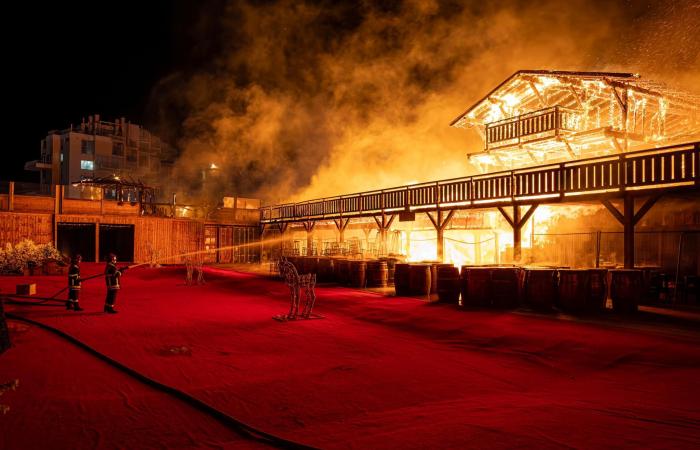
[73,176,157,215]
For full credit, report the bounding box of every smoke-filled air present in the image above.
[148,0,700,205]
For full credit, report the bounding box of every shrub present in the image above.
[0,240,64,274]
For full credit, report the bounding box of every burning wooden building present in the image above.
[451,70,700,172]
[261,70,700,284]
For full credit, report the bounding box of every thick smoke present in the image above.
[148,0,700,205]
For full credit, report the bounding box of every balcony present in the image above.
[485,106,578,150]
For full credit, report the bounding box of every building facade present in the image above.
[26,114,174,197]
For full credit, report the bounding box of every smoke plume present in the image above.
[148,0,700,205]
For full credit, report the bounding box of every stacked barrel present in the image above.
[282,256,642,314]
[285,256,397,288]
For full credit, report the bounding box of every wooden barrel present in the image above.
[349,260,367,288]
[317,258,334,282]
[383,258,399,283]
[305,257,320,275]
[587,269,608,312]
[491,267,521,308]
[394,263,411,296]
[408,264,432,296]
[557,270,590,312]
[431,264,452,294]
[463,267,492,307]
[610,269,642,314]
[295,256,307,274]
[459,265,475,305]
[437,265,460,304]
[524,269,557,310]
[366,260,388,287]
[336,259,350,285]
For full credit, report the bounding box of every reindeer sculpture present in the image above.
[275,257,319,321]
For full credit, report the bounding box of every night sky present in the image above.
[6,1,185,181]
[5,0,699,198]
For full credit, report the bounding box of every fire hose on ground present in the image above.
[4,311,317,450]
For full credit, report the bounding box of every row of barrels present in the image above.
[285,256,400,288]
[394,263,642,313]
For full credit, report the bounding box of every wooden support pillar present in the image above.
[497,204,538,263]
[54,185,61,215]
[95,222,100,263]
[373,214,396,256]
[302,221,316,256]
[8,181,14,211]
[426,210,455,262]
[623,195,634,269]
[513,205,522,261]
[334,218,350,243]
[601,194,661,269]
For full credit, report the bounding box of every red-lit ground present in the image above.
[2,265,699,449]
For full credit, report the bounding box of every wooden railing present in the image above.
[260,142,699,223]
[485,106,577,150]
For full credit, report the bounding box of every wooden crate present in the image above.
[16,283,37,295]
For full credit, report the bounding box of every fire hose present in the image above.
[4,312,317,449]
[4,266,133,306]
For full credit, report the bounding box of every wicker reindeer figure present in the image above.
[278,259,317,320]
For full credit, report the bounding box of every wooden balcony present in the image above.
[485,106,577,150]
[260,142,700,223]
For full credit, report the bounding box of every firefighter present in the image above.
[104,253,128,314]
[66,255,84,311]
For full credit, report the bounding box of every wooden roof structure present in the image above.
[450,70,700,171]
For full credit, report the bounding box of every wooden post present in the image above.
[303,221,315,256]
[373,214,396,257]
[8,181,14,212]
[334,218,350,244]
[54,185,61,215]
[513,205,522,262]
[426,210,455,262]
[100,187,105,215]
[95,223,100,263]
[497,204,538,264]
[623,195,634,269]
[602,195,660,270]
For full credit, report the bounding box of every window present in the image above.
[81,140,95,155]
[112,143,124,156]
[80,160,94,170]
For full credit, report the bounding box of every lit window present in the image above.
[81,160,94,170]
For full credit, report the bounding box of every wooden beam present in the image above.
[517,204,539,230]
[601,199,625,225]
[439,210,456,231]
[633,195,661,226]
[426,211,438,230]
[610,136,624,153]
[497,207,514,228]
[385,214,396,229]
[561,137,577,158]
[528,81,546,107]
[568,85,584,109]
